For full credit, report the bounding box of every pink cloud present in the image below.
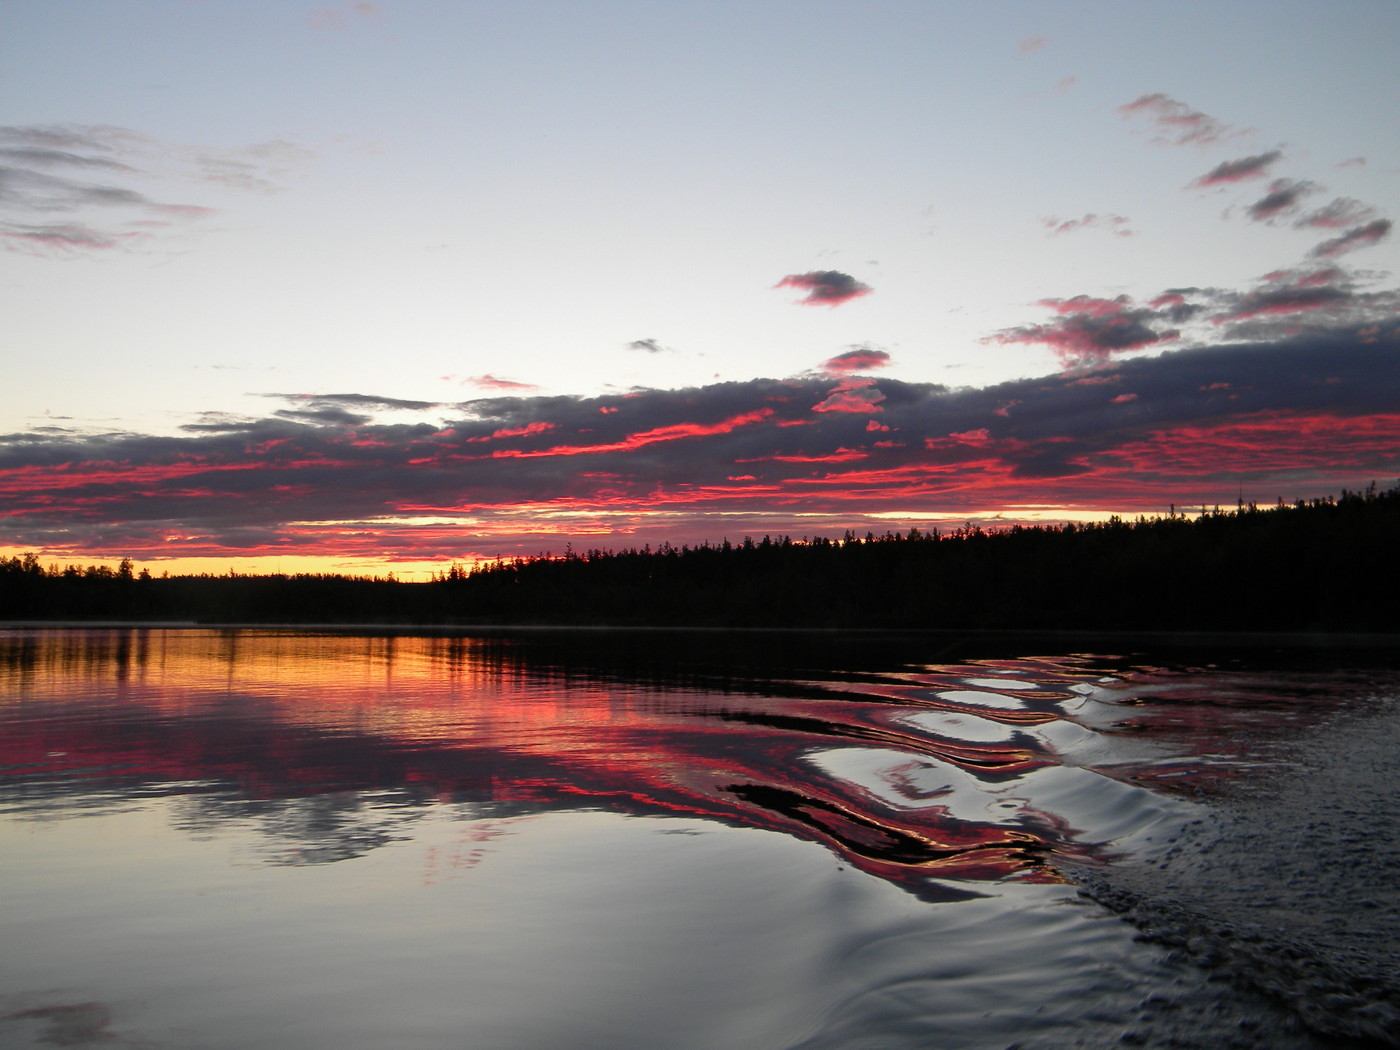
[812,378,885,414]
[775,271,872,307]
[461,375,541,391]
[1039,295,1133,318]
[2,224,140,254]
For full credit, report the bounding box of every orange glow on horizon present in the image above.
[0,501,1168,581]
[0,549,467,582]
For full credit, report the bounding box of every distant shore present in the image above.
[3,486,1397,634]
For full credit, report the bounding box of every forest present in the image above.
[1,484,1397,633]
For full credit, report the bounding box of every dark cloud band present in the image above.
[2,326,1396,561]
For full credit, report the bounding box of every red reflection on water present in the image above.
[2,629,1298,896]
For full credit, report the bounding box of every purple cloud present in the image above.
[1296,198,1379,230]
[1310,219,1392,258]
[1245,179,1319,222]
[1192,151,1282,187]
[1118,94,1239,147]
[987,295,1182,370]
[1040,213,1133,237]
[0,124,311,256]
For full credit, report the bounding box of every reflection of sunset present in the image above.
[2,629,1381,899]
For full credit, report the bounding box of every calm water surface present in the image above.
[2,627,1398,1049]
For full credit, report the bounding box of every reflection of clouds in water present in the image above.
[0,1001,117,1047]
[899,709,1017,742]
[805,745,1195,854]
[6,632,1399,1049]
[934,689,1025,710]
[170,788,427,866]
[962,677,1042,690]
[5,629,1393,894]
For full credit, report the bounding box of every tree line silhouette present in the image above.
[2,484,1396,632]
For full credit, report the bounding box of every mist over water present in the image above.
[1,627,1396,1049]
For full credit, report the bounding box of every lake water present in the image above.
[2,626,1398,1049]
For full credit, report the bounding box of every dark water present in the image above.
[1,627,1397,1049]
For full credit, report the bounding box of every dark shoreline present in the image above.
[5,619,1399,651]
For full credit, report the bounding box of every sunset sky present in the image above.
[3,0,1398,577]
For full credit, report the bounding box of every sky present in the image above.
[2,0,1398,578]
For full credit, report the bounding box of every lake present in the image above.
[2,626,1398,1049]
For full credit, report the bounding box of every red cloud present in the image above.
[755,450,867,464]
[3,333,1396,566]
[1108,412,1400,481]
[775,271,872,307]
[947,429,991,445]
[493,409,774,459]
[465,421,556,444]
[822,348,891,374]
